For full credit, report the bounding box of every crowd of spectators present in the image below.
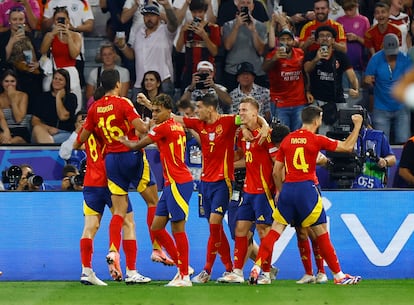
[1,0,414,189]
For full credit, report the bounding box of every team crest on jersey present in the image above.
[215,124,223,135]
[71,4,79,13]
[208,132,215,141]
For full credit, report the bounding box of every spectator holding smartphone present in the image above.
[40,7,82,112]
[176,0,221,91]
[222,0,267,91]
[180,60,231,113]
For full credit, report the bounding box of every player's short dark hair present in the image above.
[302,105,323,124]
[93,87,106,100]
[100,69,120,91]
[199,93,218,109]
[153,93,173,110]
[176,99,195,111]
[271,123,290,144]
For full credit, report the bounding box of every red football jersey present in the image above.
[364,23,402,53]
[237,128,277,194]
[266,47,307,108]
[299,19,347,52]
[276,129,338,183]
[148,118,193,186]
[77,130,107,187]
[84,95,141,153]
[183,115,239,182]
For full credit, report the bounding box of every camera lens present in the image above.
[7,165,22,179]
[70,175,84,186]
[27,174,43,187]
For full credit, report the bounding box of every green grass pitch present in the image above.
[0,280,413,305]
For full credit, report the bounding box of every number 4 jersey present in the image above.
[277,129,338,183]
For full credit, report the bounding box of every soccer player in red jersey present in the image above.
[218,97,277,284]
[78,128,149,285]
[249,105,363,285]
[75,69,153,282]
[120,94,194,287]
[173,94,270,283]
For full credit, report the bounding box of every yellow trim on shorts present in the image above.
[171,182,189,221]
[137,151,151,193]
[260,165,276,212]
[301,193,323,227]
[273,208,289,225]
[83,201,99,216]
[108,179,128,195]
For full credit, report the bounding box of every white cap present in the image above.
[196,60,214,71]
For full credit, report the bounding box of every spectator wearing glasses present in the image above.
[304,25,359,135]
[0,0,40,32]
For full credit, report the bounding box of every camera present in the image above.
[26,172,43,187]
[57,17,65,24]
[337,106,368,131]
[325,106,369,188]
[240,6,251,23]
[365,148,380,163]
[195,72,209,89]
[69,174,84,186]
[69,160,86,187]
[279,43,287,53]
[1,165,22,190]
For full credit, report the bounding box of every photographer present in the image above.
[4,164,51,191]
[327,107,396,189]
[351,124,396,189]
[61,164,84,191]
[181,60,231,113]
